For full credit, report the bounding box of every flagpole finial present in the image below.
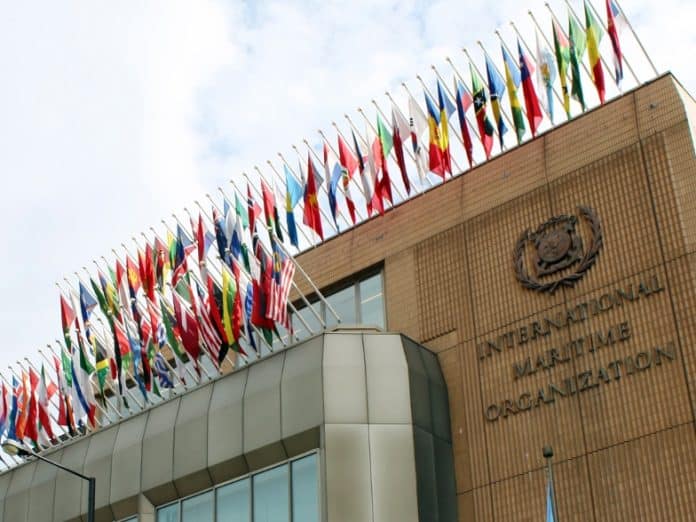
[356,107,364,114]
[543,445,554,459]
[415,74,422,81]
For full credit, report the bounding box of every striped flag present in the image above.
[606,0,625,85]
[267,243,295,328]
[190,280,222,368]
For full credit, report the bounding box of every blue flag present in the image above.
[285,165,303,248]
[484,54,508,146]
[155,353,174,389]
[245,282,257,353]
[328,162,343,230]
[6,377,18,441]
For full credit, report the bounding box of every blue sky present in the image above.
[0,0,694,371]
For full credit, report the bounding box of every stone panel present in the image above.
[28,456,58,522]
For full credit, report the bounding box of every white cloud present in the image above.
[0,0,693,372]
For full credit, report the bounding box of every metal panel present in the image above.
[82,424,118,521]
[0,471,13,522]
[322,333,367,424]
[412,426,439,522]
[281,335,324,439]
[368,424,419,522]
[402,336,432,433]
[243,352,285,454]
[364,334,411,424]
[208,369,248,484]
[4,461,35,522]
[28,453,60,522]
[433,435,458,522]
[53,438,90,522]
[419,345,451,442]
[109,412,148,516]
[324,423,373,522]
[141,398,180,505]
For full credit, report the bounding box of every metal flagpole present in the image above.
[584,0,640,85]
[611,0,658,76]
[543,445,560,522]
[37,347,83,441]
[462,47,507,153]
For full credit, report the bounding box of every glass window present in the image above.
[157,503,178,522]
[182,490,213,522]
[292,302,321,341]
[253,464,289,522]
[326,285,356,327]
[217,477,250,522]
[360,273,384,328]
[292,454,318,522]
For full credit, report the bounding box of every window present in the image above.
[291,270,384,341]
[156,453,318,522]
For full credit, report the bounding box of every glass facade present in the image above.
[291,270,385,342]
[156,453,318,522]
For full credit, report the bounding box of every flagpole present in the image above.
[383,91,440,186]
[38,347,82,440]
[563,0,618,87]
[543,445,560,522]
[509,21,566,114]
[611,0,658,76]
[430,62,484,153]
[585,0,639,86]
[0,371,28,466]
[316,128,372,220]
[462,47,507,153]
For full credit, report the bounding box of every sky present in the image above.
[0,0,694,372]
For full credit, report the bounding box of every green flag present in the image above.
[568,14,587,110]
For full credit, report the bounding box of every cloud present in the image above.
[0,0,692,373]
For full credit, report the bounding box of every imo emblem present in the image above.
[514,206,603,294]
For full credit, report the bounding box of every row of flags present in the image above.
[2,0,637,456]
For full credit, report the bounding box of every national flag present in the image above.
[436,80,456,175]
[37,365,55,443]
[221,268,240,360]
[155,353,174,389]
[424,91,445,177]
[501,45,527,143]
[172,290,201,374]
[552,19,572,119]
[407,94,429,182]
[244,282,257,353]
[470,65,496,159]
[78,281,98,348]
[453,79,474,168]
[536,31,558,122]
[261,178,284,241]
[268,246,295,328]
[606,0,625,85]
[94,336,111,400]
[125,316,148,400]
[160,301,189,382]
[284,165,303,247]
[141,243,156,301]
[351,130,375,215]
[172,225,194,286]
[247,183,262,236]
[153,237,170,290]
[0,382,8,435]
[391,105,412,194]
[303,153,325,240]
[191,280,222,369]
[336,135,358,224]
[518,41,544,138]
[375,114,394,203]
[195,214,209,280]
[71,332,97,427]
[213,208,229,264]
[585,1,606,103]
[60,294,77,350]
[484,55,508,148]
[126,255,142,302]
[325,144,343,230]
[568,13,587,110]
[6,377,18,441]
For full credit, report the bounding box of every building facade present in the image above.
[0,73,695,521]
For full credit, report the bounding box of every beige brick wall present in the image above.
[296,74,696,521]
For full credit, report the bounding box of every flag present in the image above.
[172,225,194,286]
[470,65,495,159]
[553,19,572,119]
[324,143,343,230]
[125,316,148,400]
[453,79,474,168]
[155,353,174,389]
[303,153,325,240]
[37,365,55,443]
[172,290,201,374]
[568,13,587,110]
[72,332,97,427]
[351,130,375,215]
[0,382,7,435]
[606,0,625,85]
[536,31,557,122]
[213,208,229,264]
[60,294,77,350]
[244,282,257,353]
[407,94,430,182]
[221,269,239,359]
[284,165,303,247]
[437,80,456,175]
[6,377,18,441]
[126,255,142,302]
[585,1,606,103]
[363,125,385,216]
[484,55,508,148]
[247,183,262,236]
[518,41,544,138]
[337,135,358,224]
[142,243,156,301]
[424,91,445,177]
[261,178,284,241]
[268,248,295,328]
[191,280,222,368]
[53,354,73,430]
[501,45,527,143]
[376,114,394,203]
[78,281,98,348]
[391,105,412,194]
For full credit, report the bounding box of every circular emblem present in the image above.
[514,206,603,294]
